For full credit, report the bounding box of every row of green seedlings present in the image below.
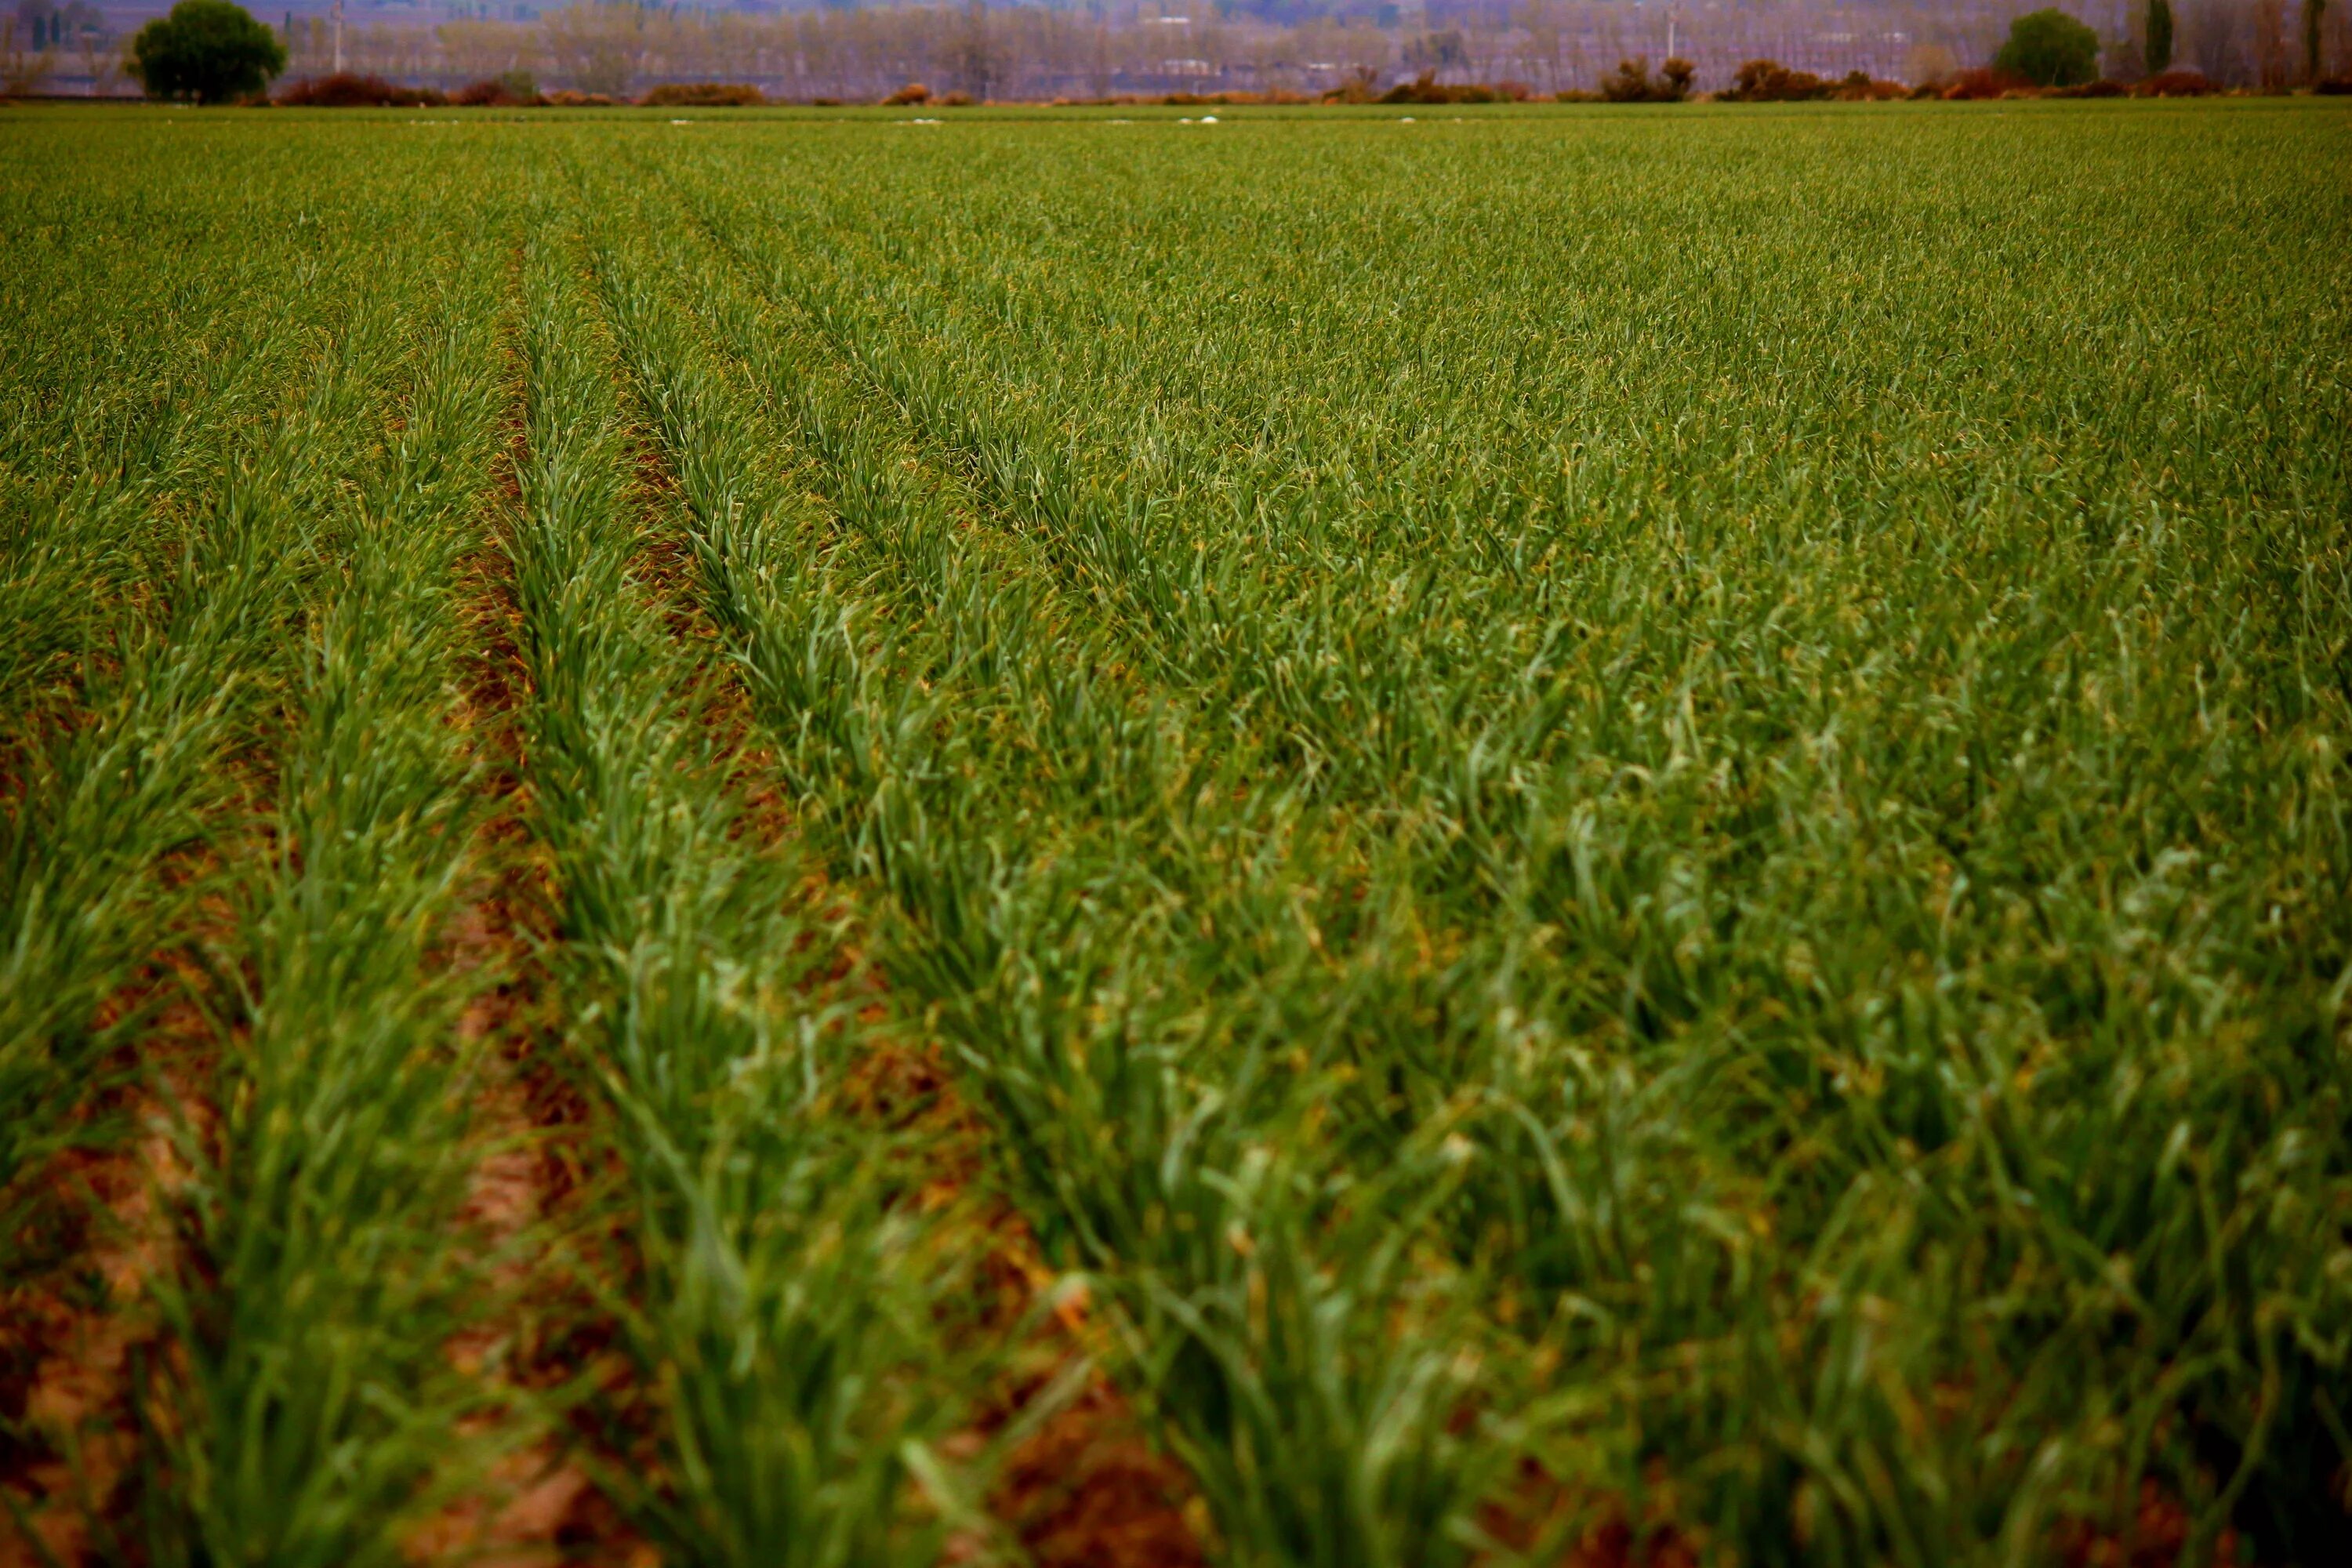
[586,196,1543,1566]
[145,261,520,1568]
[593,149,2352,1563]
[758,193,2352,1563]
[14,178,1040,1562]
[503,230,1073,1566]
[635,165,2145,1561]
[681,126,2352,1229]
[2,109,559,1296]
[14,161,1058,1563]
[607,169,1778,1568]
[1,162,405,1243]
[773,114,2345,764]
[4,215,525,1563]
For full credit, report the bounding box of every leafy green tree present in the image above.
[129,0,285,103]
[2308,0,2328,81]
[1995,7,2102,86]
[2147,0,2174,74]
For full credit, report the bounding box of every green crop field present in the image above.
[3,98,2350,1567]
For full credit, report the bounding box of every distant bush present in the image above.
[882,82,929,105]
[277,72,445,107]
[1599,55,1693,103]
[452,71,539,106]
[1942,66,2038,99]
[2133,68,2214,95]
[1994,7,2101,88]
[1373,71,1530,104]
[2049,78,2129,96]
[640,82,763,107]
[935,89,974,106]
[2320,77,2352,95]
[1159,89,1312,104]
[1835,70,1911,100]
[129,0,285,104]
[1721,60,1902,101]
[1720,59,1831,100]
[544,89,617,106]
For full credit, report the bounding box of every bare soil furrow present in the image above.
[404,344,644,1568]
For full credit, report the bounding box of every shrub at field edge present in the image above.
[276,71,445,107]
[638,81,764,107]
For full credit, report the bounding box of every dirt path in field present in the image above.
[0,956,216,1568]
[0,677,292,1568]
[402,358,647,1568]
[0,687,268,1568]
[842,1041,1207,1568]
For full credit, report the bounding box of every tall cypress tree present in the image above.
[2148,0,2175,73]
[2308,0,2329,80]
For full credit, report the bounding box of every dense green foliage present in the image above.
[2148,0,2176,74]
[130,0,286,104]
[4,97,2350,1565]
[1997,8,2104,87]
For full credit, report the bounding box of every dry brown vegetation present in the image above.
[637,81,763,107]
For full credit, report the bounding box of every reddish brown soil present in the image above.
[398,865,641,1567]
[2059,1480,2242,1568]
[985,1372,1210,1568]
[845,1043,1206,1568]
[0,521,293,1568]
[399,368,645,1567]
[0,966,212,1568]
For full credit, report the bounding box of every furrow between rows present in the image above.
[5,243,512,1565]
[506,222,1021,1567]
[581,208,1216,1568]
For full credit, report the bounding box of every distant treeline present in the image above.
[12,0,2351,100]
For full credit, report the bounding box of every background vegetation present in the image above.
[8,0,2352,101]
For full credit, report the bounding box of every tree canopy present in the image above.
[130,0,286,104]
[2147,0,2175,74]
[1995,8,2103,86]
